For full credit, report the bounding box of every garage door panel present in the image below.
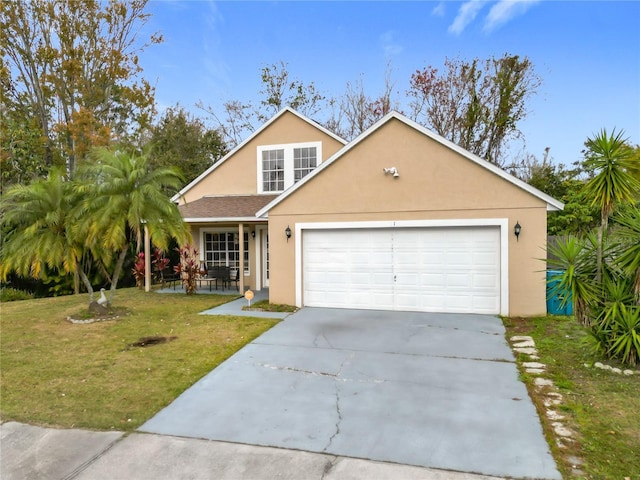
[474,274,499,288]
[302,227,501,314]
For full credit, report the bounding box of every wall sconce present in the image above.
[383,167,399,178]
[285,225,292,242]
[251,230,256,239]
[514,221,522,241]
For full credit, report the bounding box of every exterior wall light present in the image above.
[383,167,399,178]
[285,225,292,242]
[514,221,522,241]
[251,230,256,238]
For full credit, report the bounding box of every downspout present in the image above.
[238,223,245,292]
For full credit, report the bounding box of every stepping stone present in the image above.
[514,347,538,355]
[534,377,554,387]
[510,335,533,342]
[546,410,565,421]
[523,362,546,369]
[526,368,545,375]
[552,422,574,438]
[513,340,536,348]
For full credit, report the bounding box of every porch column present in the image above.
[144,223,151,292]
[238,223,245,292]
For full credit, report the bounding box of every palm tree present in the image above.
[0,168,94,295]
[75,147,190,303]
[582,128,640,282]
[616,208,640,302]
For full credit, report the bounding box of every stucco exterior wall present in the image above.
[179,111,345,204]
[266,118,549,317]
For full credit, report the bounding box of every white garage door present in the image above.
[302,227,501,314]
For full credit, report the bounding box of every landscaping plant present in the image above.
[548,129,640,366]
[174,245,200,294]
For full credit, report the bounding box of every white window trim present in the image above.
[200,227,251,276]
[294,219,509,316]
[257,141,322,194]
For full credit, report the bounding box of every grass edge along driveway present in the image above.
[0,288,279,432]
[505,315,640,479]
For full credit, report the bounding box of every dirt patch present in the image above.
[67,307,129,324]
[128,335,178,348]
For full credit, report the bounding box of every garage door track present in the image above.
[140,308,560,479]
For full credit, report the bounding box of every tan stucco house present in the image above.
[173,107,563,317]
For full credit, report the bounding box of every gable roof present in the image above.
[257,111,564,217]
[178,195,277,223]
[171,107,347,202]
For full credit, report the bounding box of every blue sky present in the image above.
[141,1,640,167]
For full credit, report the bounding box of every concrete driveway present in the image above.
[140,308,560,479]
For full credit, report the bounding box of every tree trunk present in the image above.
[77,264,94,302]
[108,245,129,304]
[596,224,603,284]
[73,267,79,295]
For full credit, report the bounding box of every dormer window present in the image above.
[258,142,321,193]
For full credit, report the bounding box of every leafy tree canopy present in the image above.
[146,105,227,185]
[1,0,161,179]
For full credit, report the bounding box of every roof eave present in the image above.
[182,217,265,223]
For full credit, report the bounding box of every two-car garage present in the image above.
[300,221,507,315]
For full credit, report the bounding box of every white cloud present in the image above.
[380,31,403,58]
[483,0,541,32]
[448,0,489,35]
[202,2,230,89]
[431,2,446,17]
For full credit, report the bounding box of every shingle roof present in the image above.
[178,195,278,221]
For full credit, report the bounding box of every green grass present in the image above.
[505,315,640,479]
[0,288,278,432]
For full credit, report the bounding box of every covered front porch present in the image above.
[177,195,276,293]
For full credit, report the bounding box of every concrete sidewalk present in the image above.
[0,421,503,480]
[156,287,293,320]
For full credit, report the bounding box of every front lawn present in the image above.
[0,288,279,431]
[505,315,640,479]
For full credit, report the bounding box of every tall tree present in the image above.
[198,61,328,148]
[75,148,190,303]
[407,54,541,166]
[331,65,398,140]
[147,106,227,184]
[1,0,161,176]
[583,128,640,282]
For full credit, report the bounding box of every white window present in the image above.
[202,231,250,274]
[258,142,321,193]
[294,146,317,182]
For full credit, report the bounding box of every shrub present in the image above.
[174,245,200,295]
[0,287,35,302]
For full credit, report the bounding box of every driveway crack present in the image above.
[257,363,338,377]
[323,353,352,452]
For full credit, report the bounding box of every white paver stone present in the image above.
[523,362,546,369]
[546,410,565,421]
[526,368,545,375]
[552,422,574,438]
[510,335,533,342]
[623,369,635,376]
[534,378,554,388]
[514,347,538,356]
[513,340,536,348]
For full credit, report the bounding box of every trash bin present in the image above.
[546,270,573,315]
